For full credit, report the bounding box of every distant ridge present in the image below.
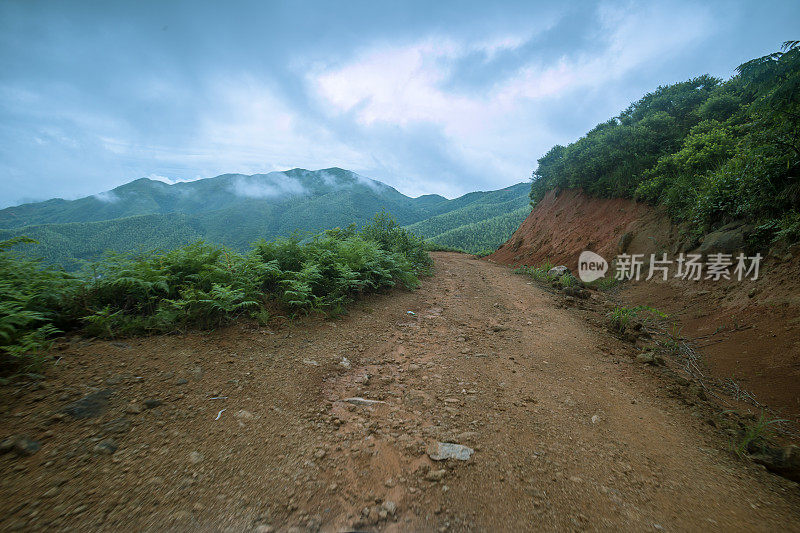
[0,168,529,268]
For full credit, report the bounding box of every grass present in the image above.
[731,411,787,457]
[473,249,496,258]
[513,261,555,282]
[559,273,577,287]
[585,275,622,291]
[608,305,667,332]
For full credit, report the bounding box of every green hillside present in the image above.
[417,206,531,254]
[406,183,531,253]
[529,41,800,244]
[1,168,529,268]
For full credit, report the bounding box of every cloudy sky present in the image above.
[1,0,797,207]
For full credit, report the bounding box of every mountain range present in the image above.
[0,168,530,269]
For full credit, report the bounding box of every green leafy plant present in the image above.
[0,238,79,373]
[529,42,800,246]
[558,274,577,288]
[0,212,432,376]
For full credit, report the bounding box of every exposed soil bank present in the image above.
[489,189,800,422]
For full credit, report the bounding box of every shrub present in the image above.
[0,212,431,375]
[530,43,800,246]
[0,238,79,374]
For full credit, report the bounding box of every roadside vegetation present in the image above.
[513,263,554,282]
[529,41,800,245]
[0,212,431,377]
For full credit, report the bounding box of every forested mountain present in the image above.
[406,183,531,253]
[529,41,800,244]
[0,168,528,268]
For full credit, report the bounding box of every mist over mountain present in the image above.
[0,168,529,269]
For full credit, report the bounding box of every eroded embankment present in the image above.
[488,188,800,422]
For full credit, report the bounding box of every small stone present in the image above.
[143,399,162,409]
[13,436,41,456]
[61,389,112,419]
[427,442,474,461]
[344,397,386,406]
[302,359,320,367]
[0,437,15,454]
[425,468,446,482]
[636,353,655,365]
[339,357,351,369]
[382,500,397,516]
[234,410,254,420]
[125,403,143,414]
[591,415,600,424]
[100,417,131,435]
[456,431,479,442]
[254,525,274,533]
[751,444,800,482]
[43,487,60,498]
[176,378,189,386]
[548,265,571,278]
[189,451,203,464]
[93,439,118,455]
[190,366,203,380]
[49,413,67,424]
[314,449,327,459]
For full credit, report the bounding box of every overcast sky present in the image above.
[1,0,797,207]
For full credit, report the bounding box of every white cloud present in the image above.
[307,2,713,192]
[146,173,201,185]
[93,190,120,203]
[229,172,308,199]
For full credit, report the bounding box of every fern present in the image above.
[1,211,431,375]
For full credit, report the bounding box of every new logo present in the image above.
[578,250,608,282]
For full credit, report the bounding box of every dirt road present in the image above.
[1,252,799,531]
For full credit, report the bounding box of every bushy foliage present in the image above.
[530,42,800,243]
[0,238,80,374]
[0,213,430,375]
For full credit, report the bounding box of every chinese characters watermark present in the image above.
[578,251,762,283]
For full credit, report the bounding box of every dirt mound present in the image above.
[488,188,800,423]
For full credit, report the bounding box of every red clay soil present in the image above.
[1,253,799,531]
[620,258,800,423]
[489,189,800,423]
[488,188,670,269]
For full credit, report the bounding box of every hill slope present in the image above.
[0,169,528,268]
[405,183,530,253]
